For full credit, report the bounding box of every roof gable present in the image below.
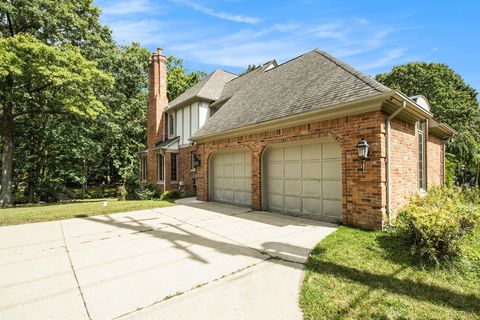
[168,69,237,109]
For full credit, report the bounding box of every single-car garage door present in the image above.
[211,150,252,206]
[265,141,342,220]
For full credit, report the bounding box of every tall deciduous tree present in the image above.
[0,34,111,206]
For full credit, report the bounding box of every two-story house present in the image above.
[140,47,454,230]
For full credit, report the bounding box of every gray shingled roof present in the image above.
[212,61,277,106]
[193,49,392,138]
[167,69,237,109]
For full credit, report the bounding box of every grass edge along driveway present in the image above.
[300,226,480,320]
[0,199,174,226]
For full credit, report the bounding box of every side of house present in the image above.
[140,48,453,229]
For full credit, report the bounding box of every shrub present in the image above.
[137,184,160,200]
[396,187,479,266]
[160,190,181,201]
[117,185,128,201]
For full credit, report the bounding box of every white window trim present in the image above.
[417,120,426,192]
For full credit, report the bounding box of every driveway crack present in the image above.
[60,221,92,320]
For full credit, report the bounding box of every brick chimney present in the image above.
[146,48,168,183]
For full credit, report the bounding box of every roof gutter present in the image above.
[386,100,406,226]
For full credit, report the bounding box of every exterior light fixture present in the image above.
[355,137,369,173]
[192,154,201,168]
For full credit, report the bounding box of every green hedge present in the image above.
[396,187,479,266]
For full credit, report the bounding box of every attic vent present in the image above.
[410,95,431,112]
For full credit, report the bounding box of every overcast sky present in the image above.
[94,0,480,92]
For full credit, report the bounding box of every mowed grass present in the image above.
[0,199,174,226]
[300,226,480,320]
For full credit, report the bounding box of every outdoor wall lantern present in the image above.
[192,154,201,168]
[355,137,369,173]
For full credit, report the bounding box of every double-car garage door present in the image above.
[210,141,342,220]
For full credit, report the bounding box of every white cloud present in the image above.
[356,49,405,71]
[99,0,159,15]
[170,0,261,24]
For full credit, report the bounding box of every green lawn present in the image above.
[300,226,480,320]
[0,199,174,226]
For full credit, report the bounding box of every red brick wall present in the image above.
[427,134,444,188]
[178,147,196,192]
[146,49,168,184]
[196,111,387,229]
[388,118,418,212]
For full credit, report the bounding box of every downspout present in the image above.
[386,101,406,226]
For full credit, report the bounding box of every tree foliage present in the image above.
[376,62,480,185]
[167,56,207,101]
[0,0,206,205]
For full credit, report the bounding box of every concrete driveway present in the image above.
[0,199,337,320]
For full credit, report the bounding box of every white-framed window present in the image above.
[156,153,164,181]
[417,120,426,190]
[171,153,178,182]
[140,156,147,181]
[168,113,175,136]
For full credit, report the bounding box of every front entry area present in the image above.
[210,150,252,206]
[264,140,342,221]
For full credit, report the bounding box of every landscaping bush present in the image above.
[136,184,160,200]
[117,185,128,201]
[396,187,479,266]
[160,190,181,201]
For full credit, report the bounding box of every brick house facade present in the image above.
[140,48,453,230]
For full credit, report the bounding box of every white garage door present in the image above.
[266,141,342,220]
[211,150,252,206]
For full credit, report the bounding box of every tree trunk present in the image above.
[1,103,14,207]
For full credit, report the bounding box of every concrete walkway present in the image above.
[0,199,337,320]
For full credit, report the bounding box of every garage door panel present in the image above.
[223,153,234,164]
[245,178,252,192]
[302,180,321,197]
[268,179,284,194]
[214,178,224,189]
[234,151,245,164]
[224,190,234,202]
[284,163,301,178]
[302,143,321,160]
[269,148,283,162]
[214,190,223,201]
[285,196,301,212]
[284,180,301,196]
[234,192,245,204]
[211,150,251,206]
[303,198,321,214]
[224,165,233,177]
[268,163,284,178]
[284,146,301,161]
[302,162,321,179]
[266,141,342,220]
[322,161,341,179]
[323,200,342,218]
[323,180,341,199]
[322,143,341,159]
[268,194,284,210]
[234,165,244,178]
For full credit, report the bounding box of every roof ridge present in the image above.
[313,49,391,93]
